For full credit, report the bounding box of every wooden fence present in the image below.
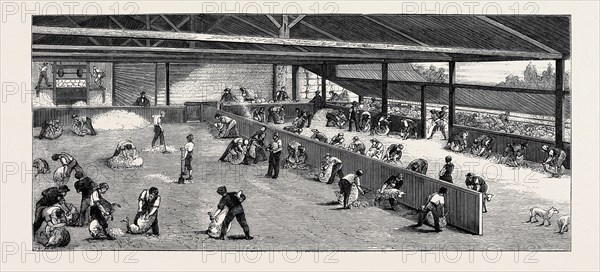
[220,102,315,119]
[202,106,483,235]
[455,125,571,169]
[326,103,424,137]
[33,106,184,127]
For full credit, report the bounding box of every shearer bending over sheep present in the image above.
[541,145,567,178]
[71,114,97,136]
[214,113,239,138]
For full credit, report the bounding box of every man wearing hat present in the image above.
[213,186,252,240]
[347,101,360,132]
[427,106,448,140]
[90,183,114,239]
[275,86,290,102]
[182,134,195,180]
[541,145,567,178]
[439,156,454,183]
[134,91,151,107]
[465,173,490,213]
[329,133,345,147]
[33,185,70,234]
[309,91,325,111]
[74,172,97,226]
[324,153,344,184]
[266,133,283,179]
[348,136,366,155]
[220,88,236,102]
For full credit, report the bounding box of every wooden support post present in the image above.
[381,62,389,115]
[555,59,564,149]
[145,15,151,46]
[189,15,196,48]
[165,63,170,106]
[292,65,299,101]
[52,61,57,104]
[111,62,115,105]
[420,85,427,138]
[86,62,91,105]
[272,64,278,100]
[154,63,158,106]
[358,95,364,103]
[321,63,327,101]
[448,61,456,141]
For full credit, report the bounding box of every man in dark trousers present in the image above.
[465,173,490,213]
[74,173,97,227]
[51,152,84,182]
[151,111,165,148]
[324,153,344,184]
[309,91,325,111]
[134,91,151,107]
[347,101,360,132]
[266,133,283,179]
[249,126,268,164]
[412,187,447,232]
[213,186,253,240]
[379,173,404,207]
[35,62,52,91]
[33,185,70,234]
[439,156,454,183]
[133,187,161,236]
[90,183,115,240]
[541,145,567,178]
[72,114,97,136]
[295,108,314,128]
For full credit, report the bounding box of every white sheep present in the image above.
[557,214,570,234]
[527,206,559,227]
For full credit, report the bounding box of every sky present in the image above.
[413,60,572,85]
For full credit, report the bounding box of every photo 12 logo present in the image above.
[1,2,139,23]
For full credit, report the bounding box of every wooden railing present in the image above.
[33,106,184,127]
[326,103,423,137]
[455,125,571,169]
[220,102,315,118]
[202,106,483,235]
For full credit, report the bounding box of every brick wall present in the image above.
[160,63,274,105]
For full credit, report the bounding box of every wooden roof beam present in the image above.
[477,16,560,54]
[32,26,562,59]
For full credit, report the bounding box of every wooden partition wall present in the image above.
[202,106,483,235]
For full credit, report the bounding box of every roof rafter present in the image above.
[476,16,560,54]
[32,26,562,59]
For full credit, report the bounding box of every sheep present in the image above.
[527,206,559,227]
[557,214,570,234]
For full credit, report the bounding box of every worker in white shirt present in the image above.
[151,111,165,148]
[338,170,365,209]
[265,133,283,179]
[89,183,115,239]
[35,63,52,90]
[324,153,344,184]
[412,187,447,232]
[181,134,195,180]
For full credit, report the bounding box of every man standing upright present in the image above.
[412,187,447,232]
[266,133,283,179]
[309,91,325,111]
[181,134,195,180]
[35,63,52,91]
[134,91,151,107]
[347,101,360,132]
[151,111,165,148]
[74,173,97,227]
[427,106,448,140]
[439,156,454,183]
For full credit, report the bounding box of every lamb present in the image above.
[526,206,559,227]
[557,214,570,234]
